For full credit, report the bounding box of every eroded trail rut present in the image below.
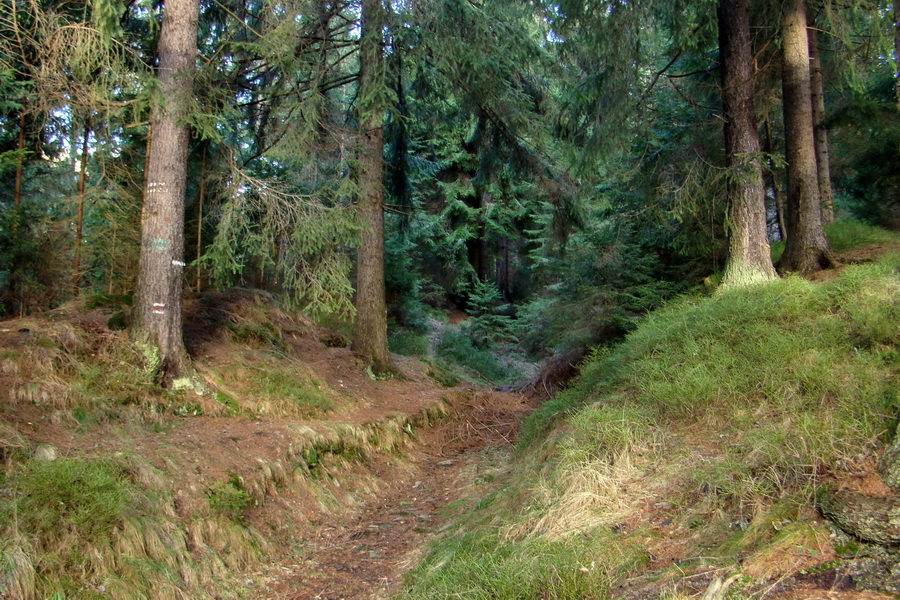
[255,390,531,600]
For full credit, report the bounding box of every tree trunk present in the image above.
[776,0,836,275]
[818,487,900,546]
[351,0,394,375]
[879,423,900,490]
[13,105,25,218]
[132,0,198,386]
[7,106,26,315]
[808,24,834,225]
[73,116,91,298]
[894,0,899,112]
[718,0,777,288]
[195,145,206,292]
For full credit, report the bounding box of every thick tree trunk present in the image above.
[776,0,836,275]
[718,0,777,287]
[132,0,198,386]
[351,0,394,375]
[808,25,834,225]
[73,117,90,298]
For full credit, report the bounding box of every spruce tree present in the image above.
[351,0,394,374]
[777,0,837,275]
[718,0,777,287]
[132,0,199,385]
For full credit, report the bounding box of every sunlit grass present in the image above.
[401,253,899,598]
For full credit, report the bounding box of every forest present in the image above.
[0,0,899,598]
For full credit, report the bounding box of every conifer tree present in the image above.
[808,22,834,224]
[351,0,394,374]
[777,0,837,275]
[718,0,777,287]
[132,0,199,385]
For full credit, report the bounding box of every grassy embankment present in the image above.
[0,292,449,599]
[399,221,899,599]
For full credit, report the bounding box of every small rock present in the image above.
[436,460,455,467]
[96,585,106,593]
[34,445,57,462]
[243,579,254,586]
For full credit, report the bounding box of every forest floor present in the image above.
[2,237,899,600]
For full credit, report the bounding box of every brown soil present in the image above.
[256,391,529,600]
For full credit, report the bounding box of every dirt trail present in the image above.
[255,390,530,600]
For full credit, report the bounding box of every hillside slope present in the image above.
[0,289,529,599]
[399,249,899,600]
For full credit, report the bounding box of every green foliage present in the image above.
[437,330,511,384]
[206,474,251,521]
[518,220,687,357]
[384,222,432,330]
[388,329,429,357]
[85,293,132,310]
[829,73,900,228]
[201,165,359,320]
[461,280,517,349]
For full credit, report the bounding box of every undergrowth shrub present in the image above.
[9,459,131,544]
[388,329,429,357]
[437,330,509,383]
[206,474,252,521]
[460,281,517,348]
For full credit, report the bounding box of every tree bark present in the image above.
[718,0,777,287]
[13,105,25,219]
[818,487,900,545]
[132,0,198,386]
[894,0,899,112]
[776,0,836,275]
[7,105,26,315]
[808,24,834,225]
[195,145,206,292]
[73,116,91,298]
[879,423,900,490]
[351,0,394,375]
